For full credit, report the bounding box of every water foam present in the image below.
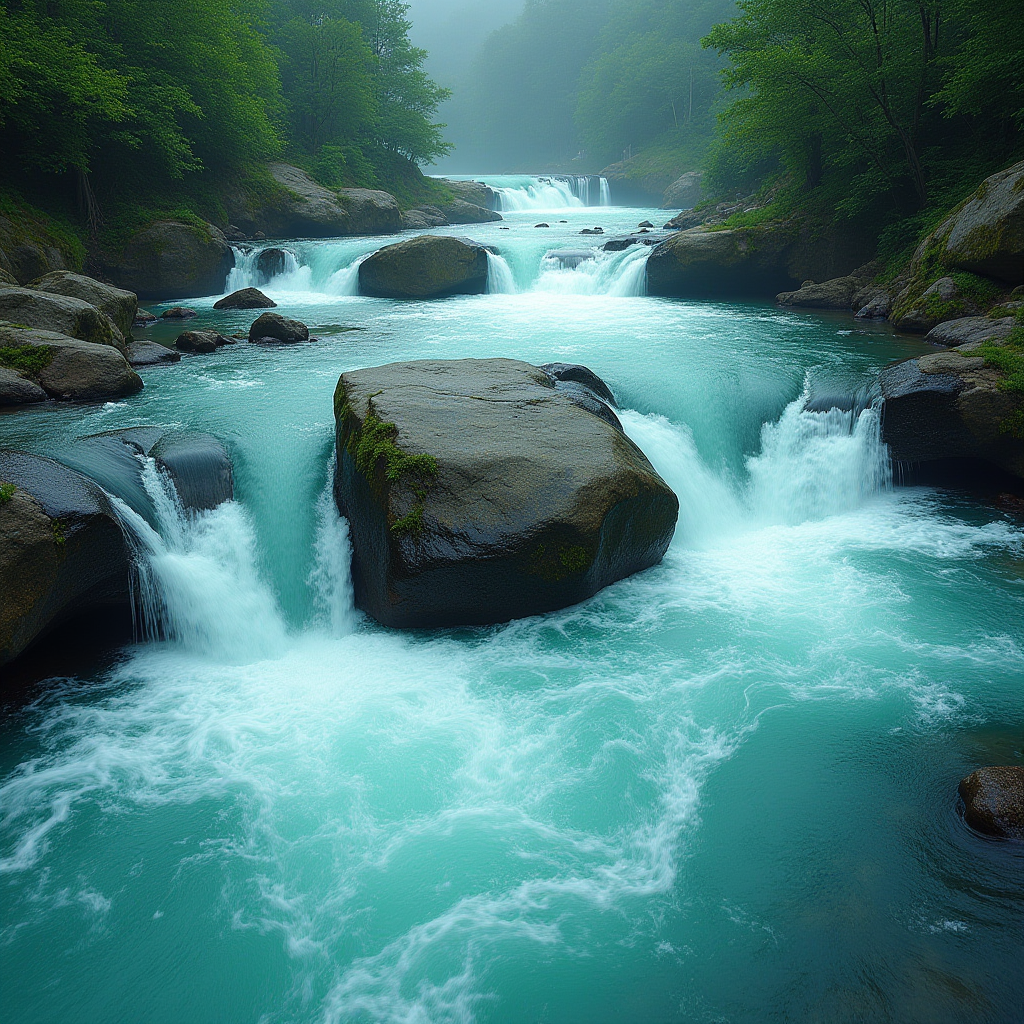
[485,252,517,295]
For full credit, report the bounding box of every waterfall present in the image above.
[600,178,612,206]
[326,256,367,296]
[486,252,517,294]
[308,479,358,637]
[532,245,648,296]
[113,459,289,662]
[487,175,613,211]
[225,246,305,293]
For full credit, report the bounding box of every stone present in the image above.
[540,362,617,406]
[0,367,48,405]
[0,268,17,286]
[402,207,449,230]
[777,276,860,310]
[536,223,550,229]
[225,225,247,242]
[647,227,799,299]
[358,235,490,300]
[854,287,892,319]
[127,340,180,367]
[959,767,1024,840]
[436,178,497,211]
[0,452,133,668]
[663,210,706,231]
[924,160,1024,284]
[110,221,234,299]
[161,307,198,319]
[926,316,1017,348]
[247,312,309,344]
[255,248,291,282]
[134,309,158,327]
[662,171,704,210]
[545,250,596,269]
[603,234,670,252]
[333,358,678,628]
[638,221,655,229]
[29,271,138,337]
[0,286,127,353]
[176,330,228,354]
[879,355,1023,482]
[439,199,503,225]
[892,277,973,333]
[0,324,143,402]
[213,287,276,310]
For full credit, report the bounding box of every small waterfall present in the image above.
[326,256,367,297]
[600,178,612,206]
[486,252,517,294]
[225,246,305,292]
[114,459,288,662]
[308,479,358,637]
[532,245,648,296]
[487,175,613,212]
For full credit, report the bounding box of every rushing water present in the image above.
[1,198,1023,1024]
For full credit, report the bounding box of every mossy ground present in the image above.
[973,309,1024,437]
[0,345,53,379]
[0,482,15,504]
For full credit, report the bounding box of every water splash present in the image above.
[308,479,358,637]
[533,245,648,296]
[486,252,517,295]
[484,175,611,212]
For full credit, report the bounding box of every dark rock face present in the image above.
[176,330,230,354]
[402,207,449,230]
[0,366,48,405]
[127,340,180,367]
[29,271,138,337]
[333,358,678,629]
[603,234,670,252]
[0,452,132,668]
[110,221,234,299]
[214,287,276,310]
[161,307,197,319]
[959,767,1024,840]
[358,235,490,299]
[440,200,503,225]
[0,286,127,353]
[540,362,617,406]
[255,248,291,282]
[150,433,234,511]
[647,228,800,299]
[248,312,309,344]
[879,355,1024,481]
[0,324,143,402]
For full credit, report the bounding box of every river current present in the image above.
[1,183,1022,1023]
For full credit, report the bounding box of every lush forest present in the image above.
[0,0,450,243]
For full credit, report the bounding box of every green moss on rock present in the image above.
[0,482,15,504]
[0,344,53,378]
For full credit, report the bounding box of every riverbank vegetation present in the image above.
[0,0,450,251]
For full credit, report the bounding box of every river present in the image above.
[1,179,1022,1023]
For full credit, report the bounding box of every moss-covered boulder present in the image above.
[0,211,76,285]
[358,235,490,299]
[0,324,143,402]
[28,271,138,337]
[110,220,234,299]
[333,358,678,628]
[879,352,1023,482]
[647,227,800,298]
[923,160,1024,285]
[0,286,127,353]
[0,452,133,669]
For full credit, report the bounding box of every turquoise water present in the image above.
[1,200,1022,1023]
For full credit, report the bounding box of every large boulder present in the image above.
[228,164,402,239]
[176,329,232,354]
[127,340,180,367]
[926,315,1017,348]
[248,312,309,344]
[778,276,861,310]
[437,179,498,211]
[663,171,704,210]
[647,227,800,299]
[959,767,1024,840]
[402,207,449,230]
[358,235,490,299]
[28,271,138,337]
[0,286,126,353]
[879,353,1024,482]
[109,221,235,299]
[0,452,133,668]
[0,213,70,284]
[438,200,503,225]
[923,160,1024,284]
[0,367,48,406]
[214,287,276,310]
[0,324,143,402]
[333,358,678,628]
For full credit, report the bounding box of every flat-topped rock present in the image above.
[333,358,678,628]
[358,235,490,299]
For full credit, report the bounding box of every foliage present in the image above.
[0,344,54,378]
[0,482,15,505]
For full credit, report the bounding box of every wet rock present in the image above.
[402,207,448,230]
[333,358,678,628]
[540,362,617,406]
[28,271,138,337]
[436,178,497,211]
[854,287,893,319]
[255,248,291,281]
[247,312,309,344]
[603,234,670,252]
[545,250,596,269]
[161,307,198,319]
[0,367,48,405]
[358,235,489,300]
[213,287,276,310]
[535,223,550,229]
[176,329,230,354]
[959,767,1024,839]
[439,199,502,225]
[0,324,143,402]
[150,432,234,511]
[127,340,180,367]
[580,227,605,235]
[879,355,1024,482]
[662,171,704,211]
[134,309,158,327]
[109,220,234,299]
[778,276,861,310]
[0,286,127,354]
[0,452,133,668]
[638,221,655,229]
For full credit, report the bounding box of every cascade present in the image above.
[533,245,648,296]
[485,175,613,211]
[486,251,517,294]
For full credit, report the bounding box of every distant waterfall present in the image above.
[487,175,613,212]
[486,252,517,294]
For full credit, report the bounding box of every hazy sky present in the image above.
[404,0,525,83]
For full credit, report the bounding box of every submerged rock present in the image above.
[959,767,1024,840]
[29,271,138,337]
[333,358,678,628]
[214,287,276,310]
[161,307,198,319]
[127,340,180,367]
[0,286,127,353]
[248,312,309,344]
[0,324,143,402]
[358,235,489,299]
[0,452,132,668]
[176,329,231,354]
